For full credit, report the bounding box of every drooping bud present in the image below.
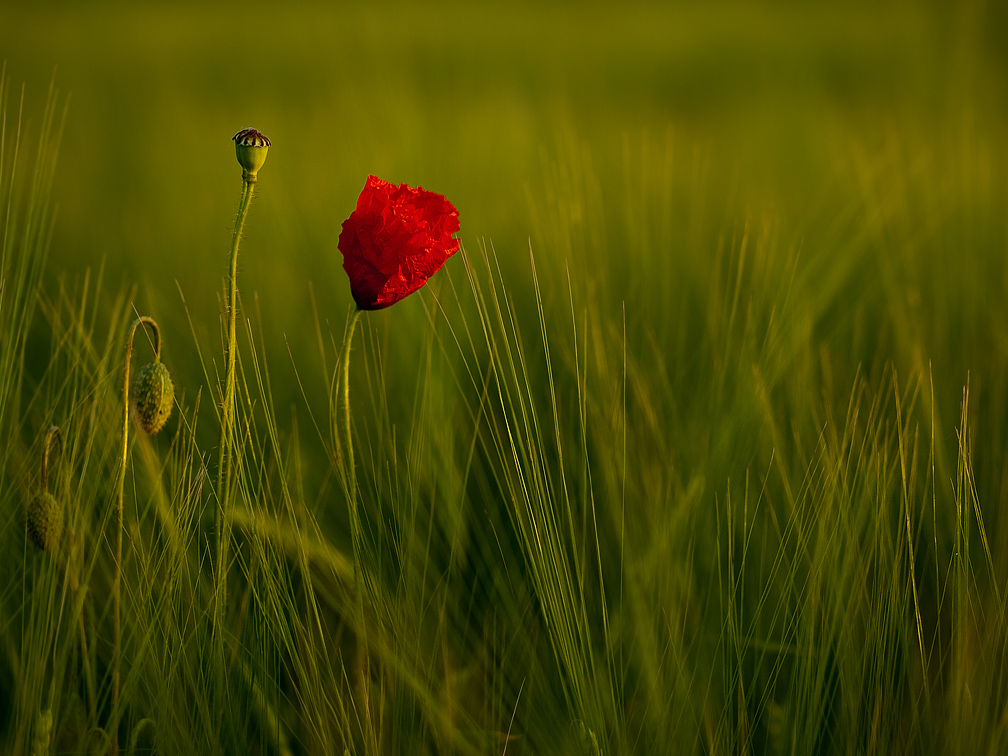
[233,127,270,182]
[132,360,174,434]
[27,491,63,553]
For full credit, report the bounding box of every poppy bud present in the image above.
[132,360,174,434]
[27,491,63,553]
[232,127,270,182]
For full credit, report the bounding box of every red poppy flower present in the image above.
[338,175,461,310]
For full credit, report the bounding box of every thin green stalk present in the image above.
[215,176,254,633]
[75,584,95,729]
[336,306,372,747]
[211,174,256,752]
[112,316,160,756]
[67,530,95,729]
[338,307,362,523]
[336,307,363,567]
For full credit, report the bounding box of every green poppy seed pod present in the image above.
[27,491,63,553]
[132,360,174,434]
[233,127,270,182]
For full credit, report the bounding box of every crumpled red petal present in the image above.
[338,175,460,310]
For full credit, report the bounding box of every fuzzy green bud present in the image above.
[27,491,63,553]
[132,360,174,434]
[233,127,270,182]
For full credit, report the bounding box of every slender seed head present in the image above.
[27,491,63,553]
[233,127,270,182]
[132,360,174,434]
[30,709,52,756]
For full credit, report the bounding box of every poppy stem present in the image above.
[212,175,255,748]
[112,315,160,756]
[217,177,254,620]
[338,307,363,534]
[337,305,370,699]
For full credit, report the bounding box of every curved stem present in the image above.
[39,425,61,493]
[212,177,254,748]
[337,307,362,537]
[216,177,254,609]
[112,315,159,756]
[217,177,254,497]
[336,307,370,706]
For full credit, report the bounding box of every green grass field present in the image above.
[1,1,1008,753]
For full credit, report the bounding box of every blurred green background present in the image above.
[3,0,1004,314]
[1,0,1006,455]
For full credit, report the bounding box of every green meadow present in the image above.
[1,1,1007,753]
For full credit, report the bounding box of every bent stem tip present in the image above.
[112,314,162,755]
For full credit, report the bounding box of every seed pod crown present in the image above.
[132,360,174,434]
[233,127,270,182]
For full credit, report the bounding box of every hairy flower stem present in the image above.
[113,316,161,756]
[212,176,255,746]
[216,176,254,634]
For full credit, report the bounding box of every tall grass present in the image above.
[1,39,1008,756]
